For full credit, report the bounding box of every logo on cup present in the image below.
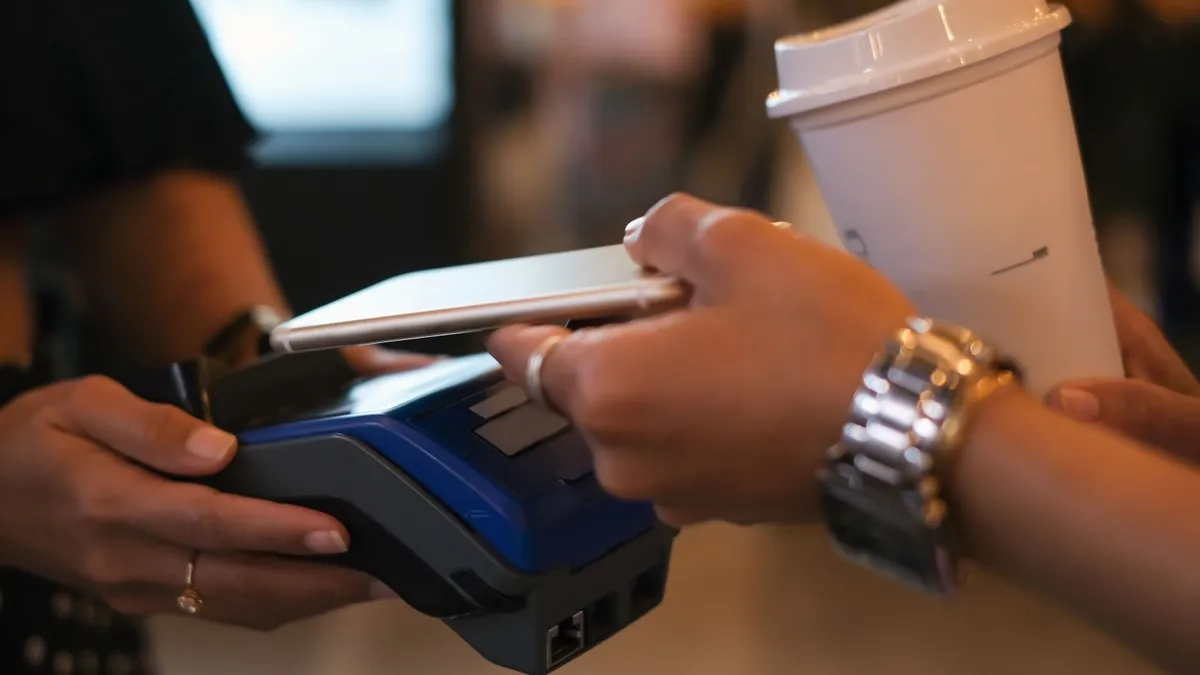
[991,246,1050,276]
[844,229,870,263]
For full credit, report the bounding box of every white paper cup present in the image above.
[766,0,1122,395]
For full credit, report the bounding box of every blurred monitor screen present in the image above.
[191,0,455,164]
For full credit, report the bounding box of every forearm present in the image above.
[62,170,289,365]
[0,222,33,367]
[953,391,1200,672]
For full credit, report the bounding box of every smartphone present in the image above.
[270,245,688,353]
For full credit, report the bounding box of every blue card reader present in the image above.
[179,352,676,674]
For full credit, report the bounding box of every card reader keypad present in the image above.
[472,384,569,457]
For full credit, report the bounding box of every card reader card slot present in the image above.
[476,403,570,457]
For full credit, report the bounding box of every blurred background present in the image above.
[173,0,1198,364]
[146,2,1196,674]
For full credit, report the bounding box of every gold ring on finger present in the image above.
[176,550,203,615]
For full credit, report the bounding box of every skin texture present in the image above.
[0,170,430,630]
[0,220,32,367]
[60,169,436,372]
[1046,286,1200,460]
[0,375,379,629]
[493,194,915,526]
[486,192,1200,672]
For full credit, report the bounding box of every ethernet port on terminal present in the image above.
[546,610,585,669]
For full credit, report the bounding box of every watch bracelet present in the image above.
[818,317,1022,594]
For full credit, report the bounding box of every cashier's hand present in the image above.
[487,193,916,526]
[0,376,388,631]
[1046,286,1200,462]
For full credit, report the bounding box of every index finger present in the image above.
[624,193,794,297]
[1047,378,1200,461]
[53,376,236,476]
[487,324,576,408]
[100,458,352,556]
[487,310,727,428]
[1107,284,1200,396]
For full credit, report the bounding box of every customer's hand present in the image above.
[0,376,383,631]
[1046,286,1200,460]
[341,345,441,375]
[487,193,915,526]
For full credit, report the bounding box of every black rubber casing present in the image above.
[206,433,676,674]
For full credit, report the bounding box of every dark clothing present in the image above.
[0,2,256,672]
[0,0,255,221]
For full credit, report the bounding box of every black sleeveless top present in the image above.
[1,2,255,672]
[1,1,255,219]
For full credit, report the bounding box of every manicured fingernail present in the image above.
[185,427,237,462]
[305,530,349,554]
[1056,388,1100,421]
[370,580,398,600]
[624,217,645,242]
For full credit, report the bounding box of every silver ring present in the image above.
[525,334,565,405]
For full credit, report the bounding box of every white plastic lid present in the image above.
[766,0,1072,119]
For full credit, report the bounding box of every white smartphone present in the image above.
[269,245,688,353]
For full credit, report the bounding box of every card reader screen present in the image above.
[476,404,569,457]
[472,385,569,457]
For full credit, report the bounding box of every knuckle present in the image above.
[591,453,651,502]
[72,482,123,529]
[135,402,183,446]
[28,407,65,439]
[643,192,698,240]
[645,192,691,223]
[694,207,757,247]
[6,388,55,419]
[1125,384,1159,428]
[171,489,225,548]
[568,356,640,443]
[66,375,122,409]
[78,548,133,590]
[686,208,758,266]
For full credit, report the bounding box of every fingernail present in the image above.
[1056,388,1100,421]
[370,580,398,600]
[305,530,349,554]
[185,427,237,462]
[624,217,645,243]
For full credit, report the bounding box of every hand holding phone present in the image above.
[271,245,687,353]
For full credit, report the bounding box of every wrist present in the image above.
[941,386,1039,559]
[816,317,1024,595]
[937,373,1025,485]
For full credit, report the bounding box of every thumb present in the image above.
[1047,378,1200,461]
[51,376,237,476]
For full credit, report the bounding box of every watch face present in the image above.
[818,469,954,593]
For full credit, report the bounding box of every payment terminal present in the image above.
[169,350,676,675]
